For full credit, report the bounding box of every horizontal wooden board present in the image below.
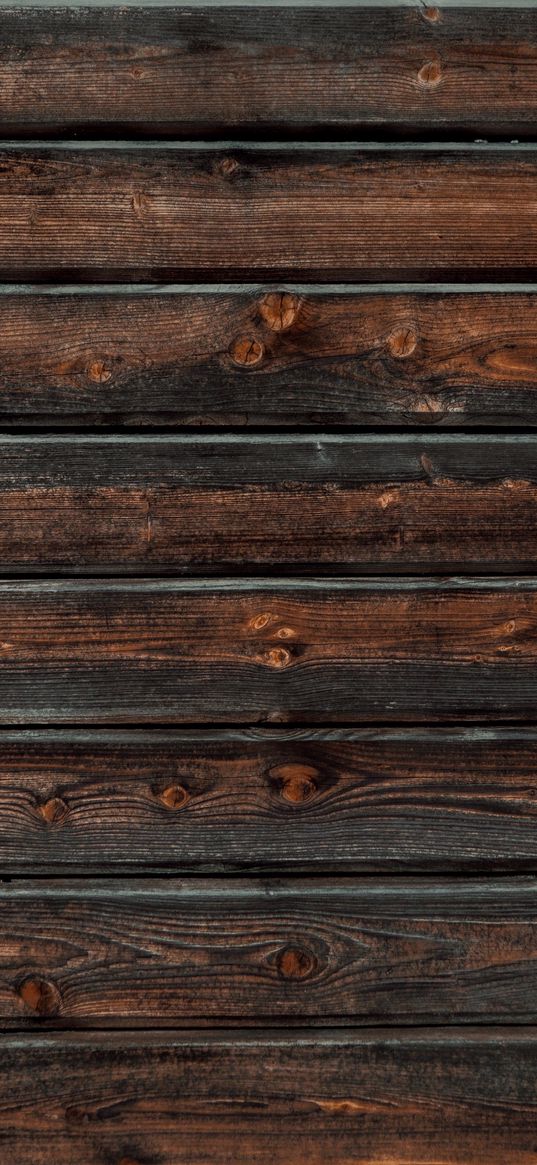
[1,6,537,139]
[4,728,537,873]
[1,1028,536,1164]
[74,432,537,570]
[0,579,535,723]
[6,288,537,427]
[3,876,537,1026]
[0,146,537,280]
[2,433,537,572]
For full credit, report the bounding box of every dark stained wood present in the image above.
[0,579,535,723]
[3,876,537,1026]
[5,289,537,427]
[1,433,537,571]
[1,1029,536,1164]
[4,728,537,873]
[0,146,537,280]
[1,6,537,139]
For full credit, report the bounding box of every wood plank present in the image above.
[2,433,537,571]
[3,728,537,873]
[6,288,537,427]
[1,1029,536,1164]
[0,579,535,723]
[0,146,536,280]
[2,876,537,1026]
[1,6,537,139]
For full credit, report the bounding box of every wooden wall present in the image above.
[0,3,537,1162]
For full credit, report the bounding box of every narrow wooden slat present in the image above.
[0,146,536,280]
[0,6,536,138]
[5,288,537,427]
[1,433,537,571]
[3,728,537,873]
[2,877,537,1026]
[0,578,534,723]
[1,1029,536,1164]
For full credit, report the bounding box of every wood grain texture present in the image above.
[1,433,537,571]
[1,1029,536,1164]
[3,876,537,1026]
[0,579,534,723]
[0,146,536,280]
[1,6,537,139]
[5,289,537,427]
[4,728,537,873]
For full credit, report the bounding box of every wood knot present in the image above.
[250,612,273,631]
[270,763,319,804]
[18,976,61,1017]
[387,326,417,358]
[260,292,300,332]
[88,360,112,383]
[263,647,292,669]
[158,784,189,810]
[417,59,442,87]
[40,796,68,825]
[230,336,265,368]
[216,156,240,179]
[276,946,316,980]
[422,5,441,21]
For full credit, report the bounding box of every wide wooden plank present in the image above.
[3,728,537,873]
[0,146,536,280]
[0,579,535,723]
[6,288,537,427]
[2,877,537,1026]
[2,434,537,571]
[1,5,537,139]
[1,1029,536,1164]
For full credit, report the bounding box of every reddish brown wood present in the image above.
[0,434,535,571]
[0,579,532,723]
[0,147,534,280]
[1,1029,536,1164]
[2,728,537,874]
[1,6,537,139]
[2,877,537,1027]
[4,290,537,427]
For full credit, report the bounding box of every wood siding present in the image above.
[1,4,536,1162]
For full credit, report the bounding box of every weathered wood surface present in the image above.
[0,147,537,280]
[1,1029,536,1164]
[5,289,537,427]
[0,579,535,723]
[4,433,537,571]
[4,728,537,873]
[1,6,537,139]
[3,877,537,1026]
